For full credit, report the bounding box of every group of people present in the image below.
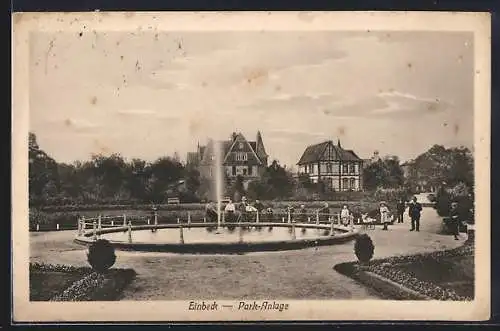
[205,197,272,223]
[204,195,466,240]
[395,196,465,239]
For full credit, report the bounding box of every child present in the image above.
[380,202,390,230]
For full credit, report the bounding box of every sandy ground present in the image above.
[30,204,467,300]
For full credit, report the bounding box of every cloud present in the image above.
[320,90,451,119]
[148,34,349,91]
[241,92,341,114]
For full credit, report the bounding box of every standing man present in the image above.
[396,198,406,223]
[449,201,461,240]
[408,196,422,232]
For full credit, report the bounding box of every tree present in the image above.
[407,145,474,190]
[29,132,60,206]
[362,156,404,191]
[246,160,295,200]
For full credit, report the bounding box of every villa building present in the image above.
[187,131,269,186]
[296,139,364,191]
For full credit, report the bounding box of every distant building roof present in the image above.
[297,140,362,165]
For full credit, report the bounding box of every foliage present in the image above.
[406,145,474,190]
[246,160,295,200]
[354,234,375,264]
[362,156,404,191]
[87,239,117,273]
[29,132,191,206]
[435,182,474,222]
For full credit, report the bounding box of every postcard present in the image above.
[12,11,491,322]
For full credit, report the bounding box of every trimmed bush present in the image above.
[354,234,375,265]
[87,239,117,273]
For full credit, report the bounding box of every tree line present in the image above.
[29,132,474,207]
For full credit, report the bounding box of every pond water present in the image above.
[100,226,343,244]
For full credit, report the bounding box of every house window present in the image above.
[342,164,348,174]
[349,164,355,174]
[305,165,308,173]
[309,165,314,174]
[243,168,247,175]
[248,166,253,176]
[350,178,356,190]
[326,163,333,173]
[232,166,236,176]
[236,152,247,161]
[342,178,349,190]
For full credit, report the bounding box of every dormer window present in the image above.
[239,142,244,149]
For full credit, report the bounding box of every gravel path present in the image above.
[30,202,467,300]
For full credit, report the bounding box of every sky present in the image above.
[29,30,474,170]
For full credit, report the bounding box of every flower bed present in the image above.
[30,262,136,301]
[334,244,474,301]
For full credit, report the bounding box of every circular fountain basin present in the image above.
[74,223,359,254]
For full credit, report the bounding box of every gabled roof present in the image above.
[197,132,264,166]
[297,140,362,165]
[223,132,262,165]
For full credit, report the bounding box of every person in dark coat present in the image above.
[408,196,422,232]
[396,198,406,223]
[253,199,265,213]
[205,201,218,223]
[449,201,461,240]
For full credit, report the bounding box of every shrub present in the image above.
[354,234,375,265]
[87,239,116,273]
[434,183,474,222]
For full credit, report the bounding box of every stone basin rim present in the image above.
[74,222,359,253]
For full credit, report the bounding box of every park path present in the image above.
[30,195,466,300]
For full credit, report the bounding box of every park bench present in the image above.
[167,197,180,205]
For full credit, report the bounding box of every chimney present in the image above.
[337,139,341,148]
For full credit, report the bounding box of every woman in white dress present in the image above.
[380,201,390,230]
[340,205,351,226]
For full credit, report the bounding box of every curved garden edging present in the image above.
[74,222,359,254]
[334,243,474,301]
[334,262,430,300]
